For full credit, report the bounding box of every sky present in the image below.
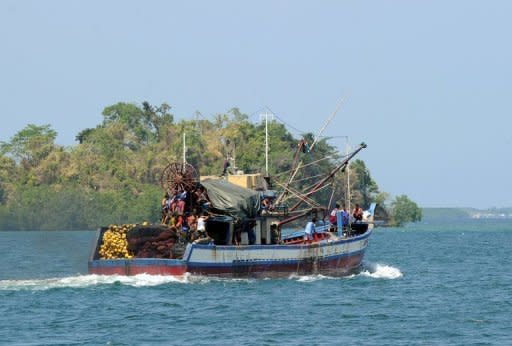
[1,0,511,209]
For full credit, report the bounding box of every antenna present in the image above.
[345,138,351,217]
[182,132,186,165]
[232,140,236,171]
[260,111,274,176]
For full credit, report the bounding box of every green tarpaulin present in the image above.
[201,179,260,219]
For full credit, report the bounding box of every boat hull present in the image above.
[186,251,365,278]
[185,230,370,277]
[88,229,371,277]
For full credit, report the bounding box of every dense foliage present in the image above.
[390,195,423,226]
[0,102,420,230]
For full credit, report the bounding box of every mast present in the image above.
[182,132,186,165]
[346,140,351,217]
[265,113,269,176]
[232,140,236,172]
[260,111,274,177]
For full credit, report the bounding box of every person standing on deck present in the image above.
[197,212,208,233]
[329,203,340,228]
[341,205,350,229]
[221,158,231,176]
[353,204,363,222]
[176,190,187,215]
[304,217,316,242]
[161,193,172,224]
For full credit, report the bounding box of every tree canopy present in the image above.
[0,101,420,230]
[390,195,423,226]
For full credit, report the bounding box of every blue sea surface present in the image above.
[1,219,511,345]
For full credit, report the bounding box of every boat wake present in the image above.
[289,274,338,282]
[358,262,403,279]
[0,263,402,290]
[0,273,193,291]
[288,263,403,282]
[0,273,261,291]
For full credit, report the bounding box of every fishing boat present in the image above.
[88,141,375,277]
[88,221,372,277]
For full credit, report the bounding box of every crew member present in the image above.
[329,203,340,228]
[304,217,316,242]
[197,212,208,234]
[161,193,172,224]
[176,190,187,215]
[222,158,231,176]
[341,205,350,229]
[353,204,363,222]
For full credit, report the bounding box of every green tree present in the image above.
[141,101,174,143]
[0,155,17,203]
[75,128,95,144]
[1,124,57,166]
[101,101,174,147]
[102,102,150,146]
[390,194,422,226]
[350,159,379,208]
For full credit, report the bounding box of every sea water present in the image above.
[1,220,511,345]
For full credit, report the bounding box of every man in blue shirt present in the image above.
[341,205,350,229]
[304,217,317,242]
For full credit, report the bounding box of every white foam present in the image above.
[359,263,403,279]
[289,274,336,282]
[0,273,266,290]
[0,273,192,291]
[0,264,403,290]
[187,275,255,285]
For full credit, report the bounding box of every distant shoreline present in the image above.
[422,207,512,220]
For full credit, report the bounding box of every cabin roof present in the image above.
[201,179,261,219]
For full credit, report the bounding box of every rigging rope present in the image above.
[272,154,338,177]
[279,182,332,205]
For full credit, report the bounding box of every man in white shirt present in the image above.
[197,212,208,233]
